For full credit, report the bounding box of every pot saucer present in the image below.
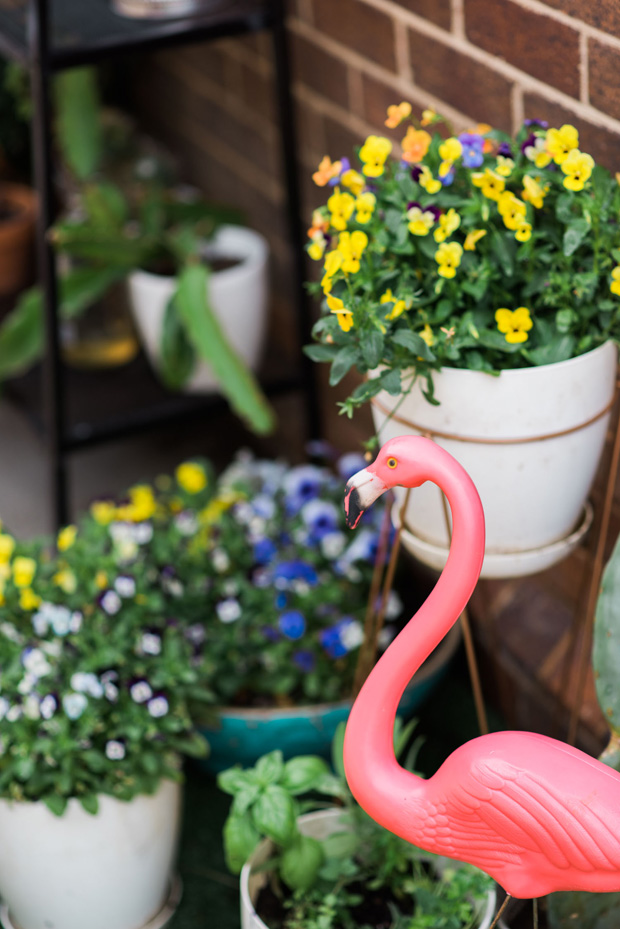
[395,502,593,579]
[0,874,182,929]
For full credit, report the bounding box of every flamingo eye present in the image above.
[387,457,398,469]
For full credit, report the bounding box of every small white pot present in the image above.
[0,779,182,929]
[241,808,497,929]
[371,342,618,578]
[128,224,269,393]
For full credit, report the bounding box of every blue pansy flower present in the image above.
[301,499,340,543]
[293,650,316,672]
[253,537,277,564]
[273,560,319,587]
[282,465,326,514]
[458,132,484,168]
[278,610,306,640]
[275,592,287,610]
[336,452,366,482]
[262,625,281,642]
[319,624,348,659]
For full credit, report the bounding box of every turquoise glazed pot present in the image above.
[199,623,461,773]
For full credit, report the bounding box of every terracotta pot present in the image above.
[0,183,36,297]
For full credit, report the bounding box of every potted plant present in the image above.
[0,520,210,929]
[305,108,620,578]
[218,722,498,929]
[79,452,459,773]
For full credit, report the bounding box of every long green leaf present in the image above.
[174,263,276,435]
[0,287,44,379]
[159,295,196,389]
[60,266,127,319]
[54,68,102,180]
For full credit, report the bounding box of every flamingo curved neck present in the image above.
[343,444,485,837]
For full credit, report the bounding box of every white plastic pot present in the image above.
[371,342,618,578]
[0,779,182,929]
[241,808,498,929]
[128,224,269,393]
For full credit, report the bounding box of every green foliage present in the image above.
[54,68,103,181]
[219,724,493,929]
[306,114,620,417]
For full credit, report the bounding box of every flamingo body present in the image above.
[342,435,620,899]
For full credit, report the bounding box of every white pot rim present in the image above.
[213,623,461,721]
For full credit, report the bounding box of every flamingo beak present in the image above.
[344,467,388,529]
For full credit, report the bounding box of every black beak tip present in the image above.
[344,482,364,529]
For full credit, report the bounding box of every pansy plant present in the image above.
[305,106,620,421]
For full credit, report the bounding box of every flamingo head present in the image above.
[344,435,432,528]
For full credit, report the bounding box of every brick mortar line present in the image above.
[290,16,620,136]
[360,0,620,54]
[451,0,465,39]
[154,55,276,142]
[579,32,589,106]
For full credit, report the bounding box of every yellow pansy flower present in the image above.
[338,231,369,273]
[406,205,435,237]
[0,563,10,582]
[434,242,463,279]
[514,221,532,242]
[495,155,515,178]
[523,135,552,168]
[19,588,41,611]
[355,192,376,224]
[0,534,15,563]
[312,155,342,187]
[497,192,527,231]
[321,249,343,293]
[326,294,354,332]
[522,175,547,209]
[546,125,579,165]
[419,324,435,346]
[610,266,620,296]
[327,188,356,231]
[53,568,77,594]
[401,127,431,164]
[91,500,116,526]
[380,289,407,320]
[95,570,108,589]
[57,525,77,552]
[420,108,437,127]
[385,102,412,128]
[359,135,392,177]
[176,462,207,495]
[12,556,36,589]
[439,137,462,163]
[433,208,461,243]
[464,229,487,251]
[341,169,365,196]
[308,239,326,261]
[472,169,505,201]
[127,484,157,521]
[418,165,442,194]
[495,306,533,344]
[561,149,594,192]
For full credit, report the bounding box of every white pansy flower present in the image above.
[71,672,104,698]
[114,576,136,598]
[6,705,22,722]
[69,611,82,633]
[105,740,126,761]
[140,633,161,656]
[130,681,153,704]
[321,531,346,559]
[17,673,37,695]
[22,648,52,678]
[39,694,57,720]
[174,512,198,536]
[24,695,40,720]
[385,590,403,620]
[100,590,122,615]
[62,692,88,720]
[216,598,241,624]
[212,549,230,572]
[340,619,364,651]
[147,695,169,718]
[0,697,10,719]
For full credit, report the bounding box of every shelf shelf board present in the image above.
[0,0,272,68]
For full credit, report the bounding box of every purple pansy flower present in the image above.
[253,537,277,565]
[293,650,316,673]
[524,118,548,128]
[301,499,340,543]
[278,610,306,641]
[458,132,484,168]
[273,560,319,587]
[497,141,513,157]
[99,589,122,615]
[261,625,281,642]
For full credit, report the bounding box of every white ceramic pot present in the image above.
[371,342,618,578]
[128,224,269,393]
[0,779,182,929]
[240,808,498,929]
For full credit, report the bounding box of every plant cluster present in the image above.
[0,512,210,816]
[219,722,493,929]
[305,105,620,415]
[97,449,397,708]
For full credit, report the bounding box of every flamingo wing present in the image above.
[445,755,620,874]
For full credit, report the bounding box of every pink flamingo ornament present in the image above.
[343,435,620,905]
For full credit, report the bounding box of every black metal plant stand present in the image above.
[0,0,320,528]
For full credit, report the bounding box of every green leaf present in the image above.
[54,68,102,179]
[380,368,402,395]
[79,794,99,815]
[174,263,276,435]
[321,830,358,859]
[490,229,514,276]
[252,785,296,844]
[43,795,68,817]
[0,287,44,380]
[60,266,126,320]
[360,330,384,368]
[232,784,261,816]
[329,345,359,385]
[563,218,590,257]
[159,295,196,390]
[255,751,284,786]
[280,834,324,892]
[391,328,434,360]
[303,343,338,363]
[217,766,250,796]
[82,182,128,230]
[281,756,330,795]
[331,721,346,778]
[223,814,261,874]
